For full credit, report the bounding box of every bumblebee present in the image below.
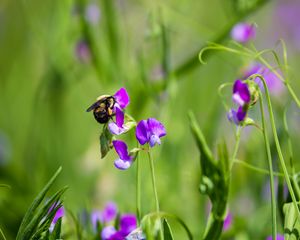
[86,95,116,124]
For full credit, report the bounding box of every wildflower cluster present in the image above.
[91,202,141,240]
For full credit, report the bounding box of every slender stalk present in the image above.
[282,109,300,200]
[254,74,300,218]
[136,153,141,222]
[258,57,300,108]
[233,159,285,177]
[147,150,163,239]
[230,127,242,171]
[0,228,6,240]
[259,91,277,239]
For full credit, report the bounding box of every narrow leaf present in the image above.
[163,219,174,240]
[16,167,62,240]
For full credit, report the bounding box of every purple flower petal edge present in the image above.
[114,88,130,109]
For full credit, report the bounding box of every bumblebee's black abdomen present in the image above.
[93,109,110,123]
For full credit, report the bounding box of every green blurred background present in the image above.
[1,0,300,239]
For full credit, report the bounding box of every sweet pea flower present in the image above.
[49,203,64,232]
[101,214,138,240]
[266,234,284,240]
[75,40,91,63]
[231,22,256,43]
[109,107,128,135]
[114,88,130,110]
[223,212,232,231]
[112,140,133,170]
[232,80,251,107]
[227,80,251,125]
[85,3,101,25]
[91,202,118,230]
[136,118,166,147]
[227,107,246,125]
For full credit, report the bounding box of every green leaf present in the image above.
[283,202,300,240]
[163,219,174,240]
[100,124,113,159]
[16,167,62,240]
[188,111,229,240]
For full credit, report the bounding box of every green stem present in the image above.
[259,91,277,239]
[230,127,242,171]
[255,74,300,219]
[136,153,141,222]
[0,228,6,240]
[233,159,285,177]
[258,57,300,108]
[148,150,163,239]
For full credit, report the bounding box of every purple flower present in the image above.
[227,107,247,125]
[231,22,256,43]
[119,214,137,236]
[227,79,251,125]
[101,214,138,240]
[75,40,91,63]
[109,107,128,135]
[48,203,64,232]
[114,88,130,110]
[136,118,166,147]
[242,62,285,96]
[266,234,284,240]
[232,80,251,107]
[85,3,101,25]
[101,226,117,240]
[223,212,232,231]
[91,202,118,230]
[113,140,133,170]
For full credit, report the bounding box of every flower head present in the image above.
[85,3,101,25]
[112,140,133,170]
[114,88,130,110]
[223,212,232,231]
[101,214,138,240]
[227,107,246,125]
[75,40,91,63]
[231,22,256,43]
[227,79,252,125]
[48,202,64,232]
[136,118,166,147]
[232,80,251,106]
[266,234,284,240]
[91,202,118,230]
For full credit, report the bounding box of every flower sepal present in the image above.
[241,117,255,127]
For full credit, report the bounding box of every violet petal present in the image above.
[115,107,124,127]
[232,80,251,105]
[102,202,118,222]
[112,140,131,161]
[149,135,161,148]
[114,88,130,109]
[114,158,132,170]
[135,120,149,145]
[231,23,256,43]
[227,109,239,125]
[119,214,137,236]
[147,118,166,138]
[236,106,247,122]
[101,226,117,240]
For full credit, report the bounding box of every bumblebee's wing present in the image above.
[86,101,99,112]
